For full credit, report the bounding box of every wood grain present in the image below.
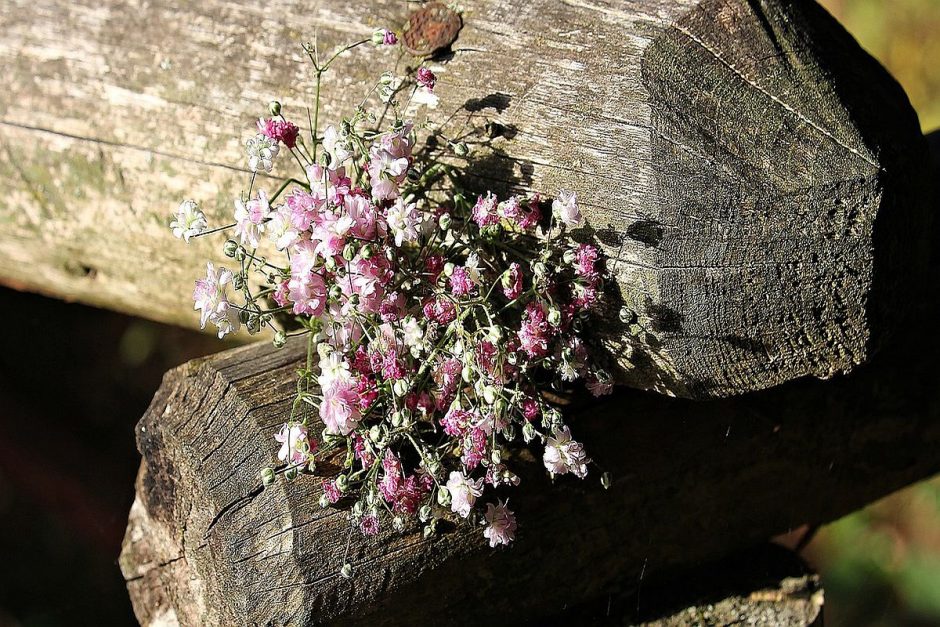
[0,0,932,397]
[118,217,939,625]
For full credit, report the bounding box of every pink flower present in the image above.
[441,407,473,438]
[353,432,375,467]
[517,195,543,230]
[423,297,456,325]
[274,423,316,468]
[574,244,600,277]
[543,426,590,478]
[416,67,436,91]
[586,377,613,397]
[257,118,300,149]
[521,397,540,422]
[287,271,327,317]
[381,349,405,381]
[449,266,474,296]
[322,479,342,504]
[483,500,517,547]
[552,189,582,227]
[446,471,483,518]
[461,427,487,471]
[272,280,290,307]
[360,514,380,536]
[285,189,320,231]
[502,262,523,300]
[320,380,361,435]
[472,192,499,227]
[518,302,553,358]
[374,28,398,46]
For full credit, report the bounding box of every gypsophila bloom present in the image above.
[483,500,517,547]
[447,471,484,518]
[275,423,316,468]
[416,67,436,91]
[246,133,280,172]
[543,426,590,479]
[176,37,613,551]
[552,189,582,227]
[258,118,300,149]
[193,262,241,338]
[170,199,208,242]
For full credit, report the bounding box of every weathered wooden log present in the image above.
[0,0,932,397]
[119,197,939,626]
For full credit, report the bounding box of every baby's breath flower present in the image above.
[170,199,208,242]
[246,133,279,172]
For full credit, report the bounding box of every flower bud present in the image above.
[392,516,405,531]
[443,262,455,277]
[563,248,577,265]
[390,410,402,428]
[340,563,353,579]
[393,379,409,397]
[532,261,547,279]
[223,239,239,258]
[324,256,337,271]
[234,245,248,262]
[329,284,342,301]
[601,471,612,490]
[418,505,432,522]
[343,243,357,261]
[232,273,246,290]
[436,487,451,507]
[359,243,373,259]
[335,474,348,492]
[522,422,537,443]
[482,386,498,405]
[438,213,452,231]
[461,365,472,383]
[284,466,298,481]
[547,307,562,326]
[318,494,330,508]
[450,141,469,156]
[385,248,396,263]
[260,467,276,486]
[618,306,635,324]
[272,330,287,349]
[268,101,281,116]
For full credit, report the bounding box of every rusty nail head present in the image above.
[402,2,463,57]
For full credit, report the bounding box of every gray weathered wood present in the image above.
[0,0,933,397]
[118,212,939,626]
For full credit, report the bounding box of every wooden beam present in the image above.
[118,210,940,625]
[0,0,933,397]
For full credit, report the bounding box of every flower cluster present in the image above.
[171,31,611,552]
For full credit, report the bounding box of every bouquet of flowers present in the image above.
[170,28,612,559]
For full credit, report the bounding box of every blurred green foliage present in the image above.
[810,1,940,625]
[821,0,940,132]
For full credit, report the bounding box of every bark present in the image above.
[0,0,933,397]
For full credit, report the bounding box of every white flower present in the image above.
[246,133,279,173]
[386,198,420,246]
[543,426,590,478]
[400,316,423,350]
[483,500,517,547]
[322,125,352,165]
[275,423,314,468]
[233,191,271,248]
[170,199,208,242]
[267,205,300,251]
[552,189,582,227]
[192,262,241,338]
[464,252,482,284]
[317,347,352,389]
[446,471,484,518]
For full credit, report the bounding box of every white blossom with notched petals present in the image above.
[170,199,208,242]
